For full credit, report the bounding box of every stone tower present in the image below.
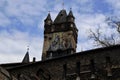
[42,9,78,60]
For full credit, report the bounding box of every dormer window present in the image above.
[71,18,74,21]
[71,24,73,27]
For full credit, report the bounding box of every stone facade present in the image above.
[1,45,120,80]
[0,66,17,80]
[43,31,76,59]
[42,9,78,60]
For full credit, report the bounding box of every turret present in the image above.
[44,13,52,25]
[44,13,53,33]
[42,9,78,60]
[67,9,78,43]
[67,9,75,23]
[22,47,30,63]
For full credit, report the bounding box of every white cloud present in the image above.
[0,0,120,63]
[74,10,120,50]
[0,30,43,63]
[77,39,97,52]
[105,0,120,16]
[0,0,48,27]
[75,10,120,50]
[75,0,94,13]
[0,12,11,27]
[5,0,47,16]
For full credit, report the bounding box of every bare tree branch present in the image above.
[89,27,116,47]
[89,28,110,47]
[116,22,120,33]
[89,16,120,47]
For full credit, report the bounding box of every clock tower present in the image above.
[42,9,78,60]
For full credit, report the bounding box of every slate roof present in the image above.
[54,9,67,24]
[68,10,74,18]
[45,13,52,21]
[22,51,30,63]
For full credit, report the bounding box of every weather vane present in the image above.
[27,45,29,52]
[48,11,51,14]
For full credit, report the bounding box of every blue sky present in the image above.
[0,0,120,63]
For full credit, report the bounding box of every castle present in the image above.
[0,9,120,80]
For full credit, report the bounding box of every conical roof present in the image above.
[68,10,74,18]
[68,10,73,16]
[22,51,30,63]
[54,9,67,24]
[45,13,52,21]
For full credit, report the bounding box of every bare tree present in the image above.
[89,17,120,47]
[115,22,120,33]
[107,16,120,33]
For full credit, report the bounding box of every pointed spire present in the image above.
[54,9,67,24]
[68,8,74,18]
[44,11,53,26]
[22,46,30,63]
[45,11,52,21]
[27,45,29,52]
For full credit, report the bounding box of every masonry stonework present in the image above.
[4,45,120,80]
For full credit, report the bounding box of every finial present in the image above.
[62,0,64,9]
[70,8,72,11]
[48,11,51,14]
[27,45,29,52]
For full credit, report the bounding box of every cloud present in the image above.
[76,0,94,13]
[0,12,11,27]
[0,30,43,63]
[105,0,120,15]
[75,12,108,50]
[0,0,48,27]
[0,0,120,63]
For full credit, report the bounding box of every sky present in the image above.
[0,0,120,63]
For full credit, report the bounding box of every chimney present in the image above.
[33,57,36,62]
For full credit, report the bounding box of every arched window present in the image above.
[36,68,51,80]
[17,74,30,80]
[30,76,39,80]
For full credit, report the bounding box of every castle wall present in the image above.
[0,67,17,80]
[8,45,120,80]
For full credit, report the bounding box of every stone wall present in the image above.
[42,31,77,60]
[0,66,17,80]
[8,45,120,80]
